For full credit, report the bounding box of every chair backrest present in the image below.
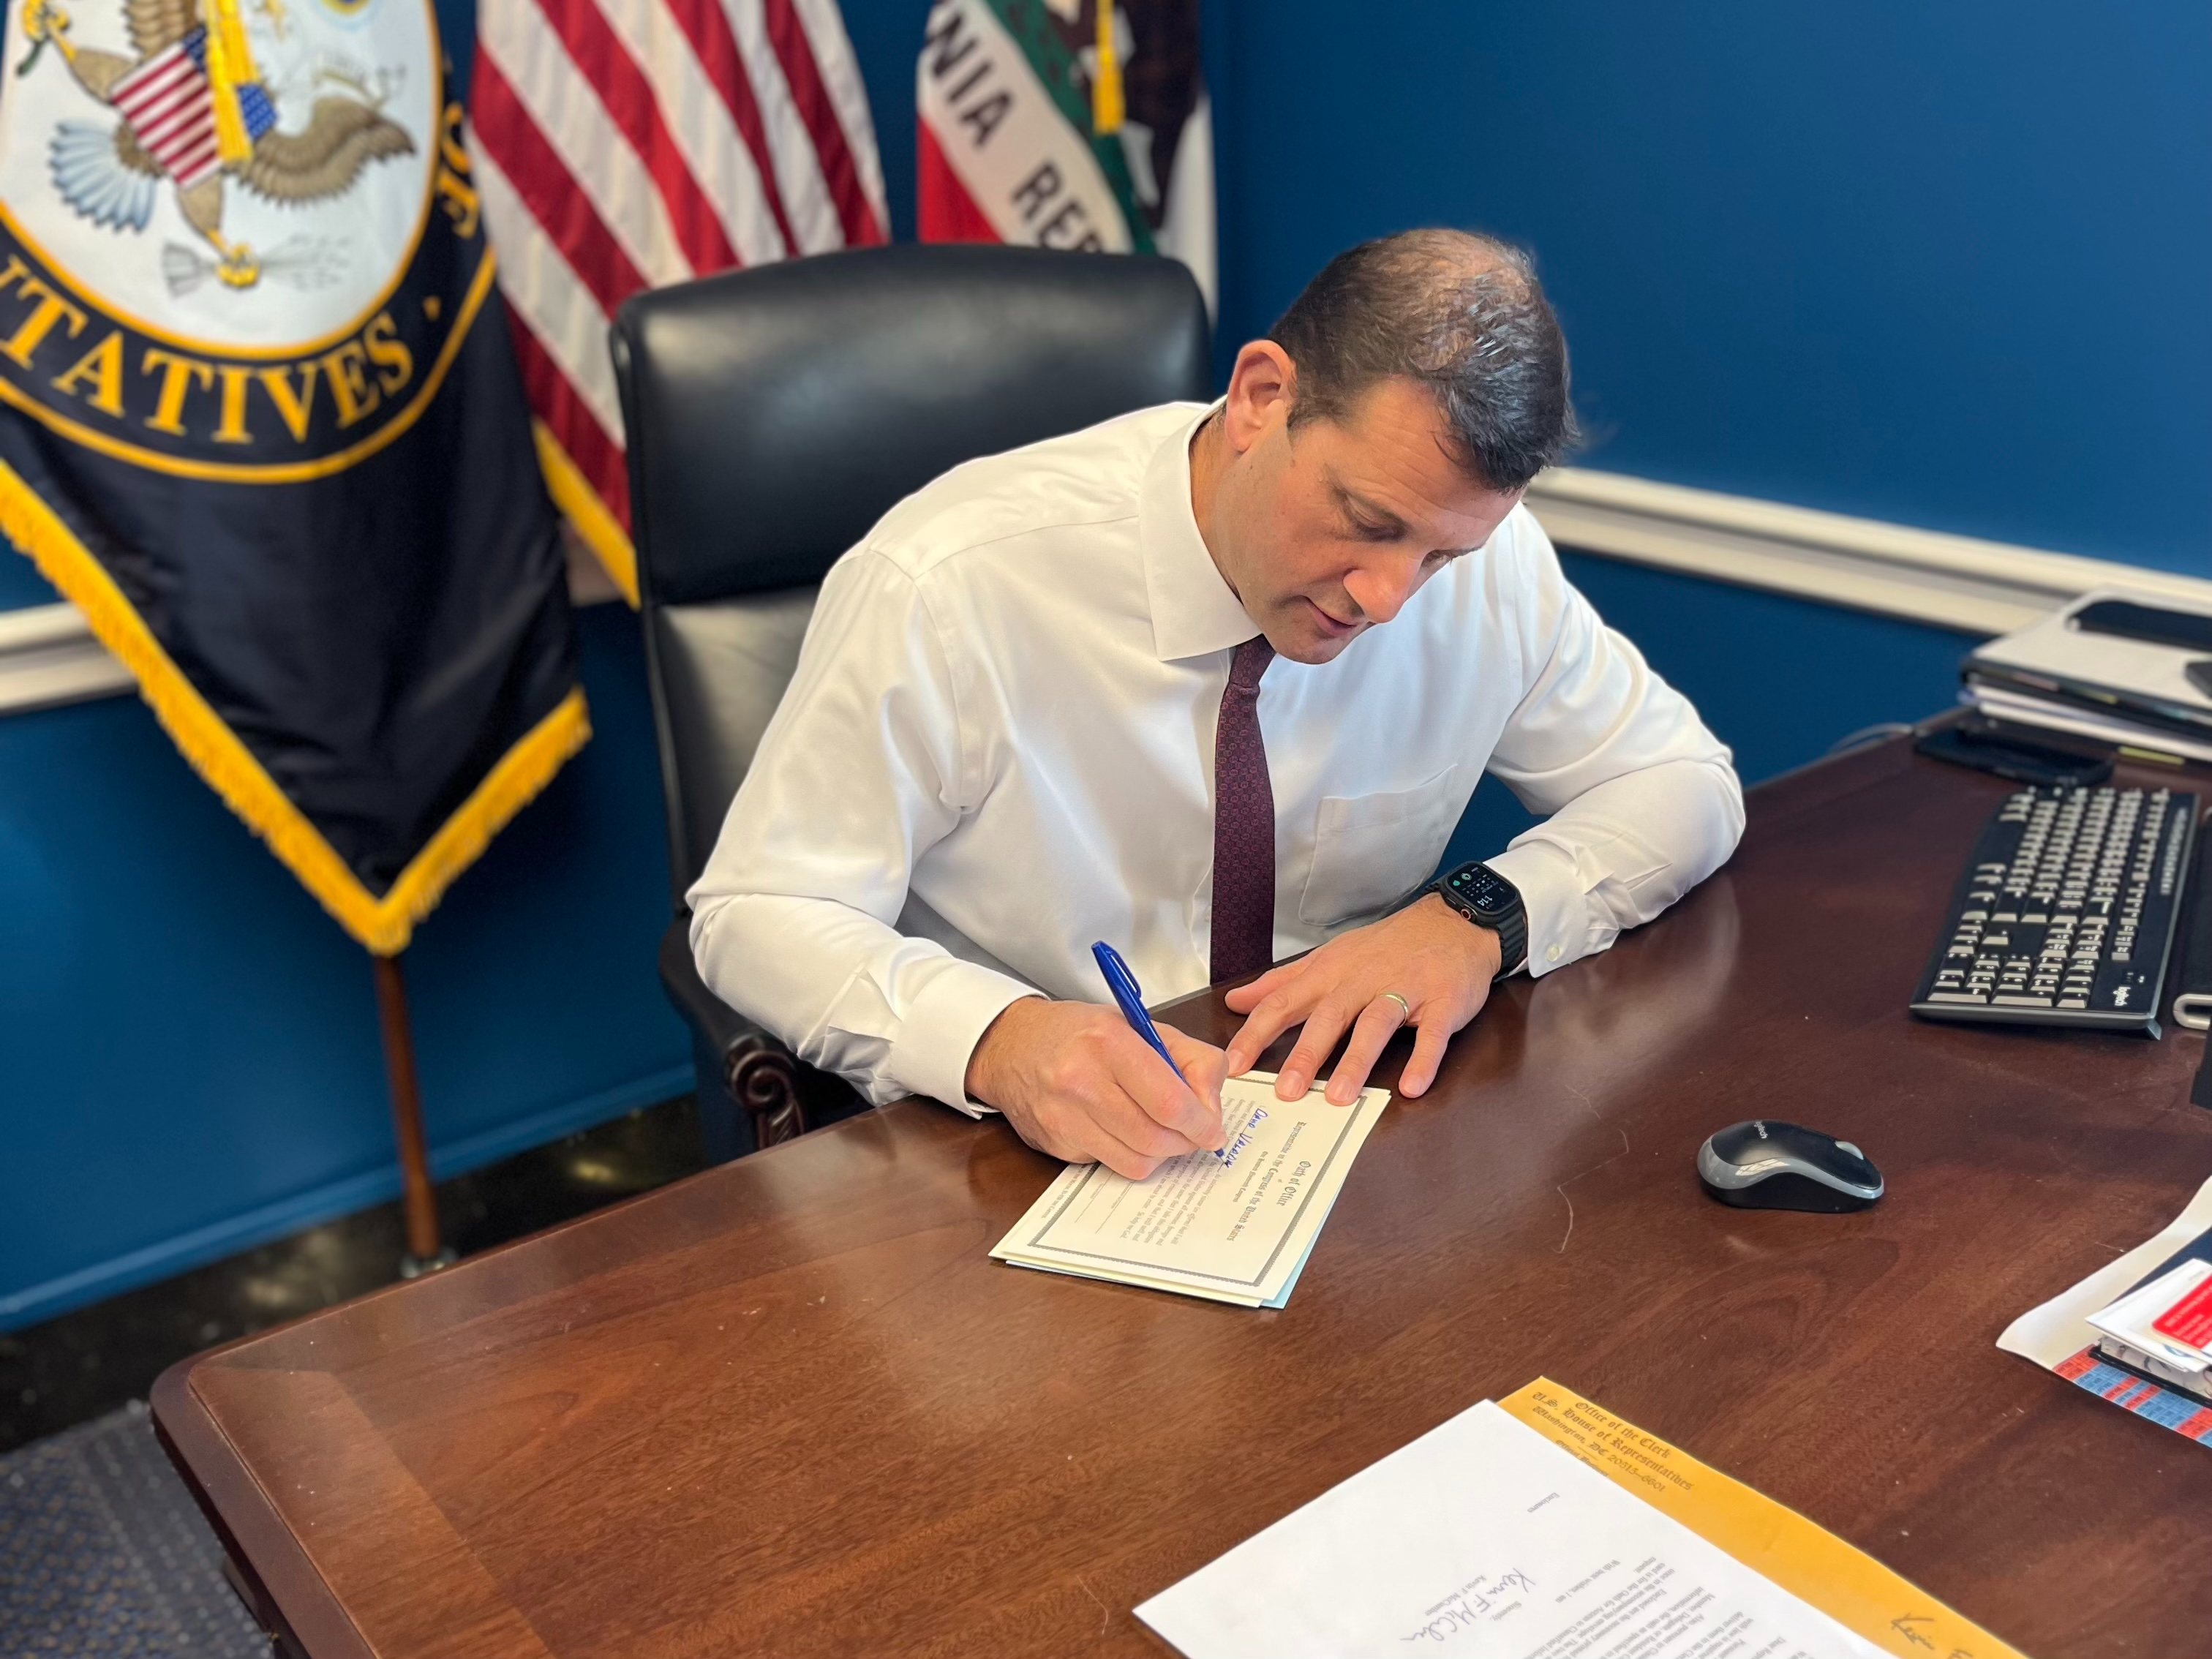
[611,244,1213,906]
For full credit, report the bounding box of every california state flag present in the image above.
[917,0,1214,309]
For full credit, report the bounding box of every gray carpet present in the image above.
[0,1402,268,1657]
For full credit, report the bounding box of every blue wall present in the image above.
[1445,557,1976,866]
[843,1,2212,572]
[0,603,689,1327]
[6,0,2192,1324]
[1203,0,2212,575]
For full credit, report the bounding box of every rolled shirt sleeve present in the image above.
[1479,519,1745,974]
[688,550,1036,1114]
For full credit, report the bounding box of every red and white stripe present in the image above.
[112,38,222,189]
[470,0,887,591]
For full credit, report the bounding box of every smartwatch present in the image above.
[1427,860,1527,979]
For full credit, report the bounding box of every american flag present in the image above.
[470,0,887,603]
[110,27,224,189]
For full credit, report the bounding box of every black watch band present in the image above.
[1429,860,1528,978]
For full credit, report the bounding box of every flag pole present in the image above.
[371,952,454,1276]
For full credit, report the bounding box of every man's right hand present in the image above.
[965,997,1230,1179]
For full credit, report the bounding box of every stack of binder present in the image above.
[1965,590,2212,762]
[2087,1228,2212,1404]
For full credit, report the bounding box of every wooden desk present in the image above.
[156,737,2212,1658]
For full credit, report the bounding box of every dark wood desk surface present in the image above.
[156,737,2212,1659]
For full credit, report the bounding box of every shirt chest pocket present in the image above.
[1296,767,1466,928]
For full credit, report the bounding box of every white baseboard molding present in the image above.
[6,469,2209,716]
[1526,467,2212,636]
[0,602,135,714]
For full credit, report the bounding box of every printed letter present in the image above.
[1012,162,1061,222]
[0,276,87,369]
[139,348,213,435]
[363,311,413,396]
[319,340,379,428]
[257,361,320,442]
[212,364,255,444]
[50,330,125,417]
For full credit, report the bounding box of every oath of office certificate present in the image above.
[990,1072,1388,1307]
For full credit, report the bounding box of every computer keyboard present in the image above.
[1911,783,2199,1033]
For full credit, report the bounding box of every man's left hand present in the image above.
[1222,894,1501,1104]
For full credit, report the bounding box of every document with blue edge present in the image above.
[989,1072,1388,1307]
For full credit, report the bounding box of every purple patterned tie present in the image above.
[1210,634,1277,982]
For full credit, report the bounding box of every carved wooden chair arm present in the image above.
[658,915,808,1148]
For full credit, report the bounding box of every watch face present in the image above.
[1448,865,1515,917]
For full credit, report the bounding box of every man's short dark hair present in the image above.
[1268,229,1579,492]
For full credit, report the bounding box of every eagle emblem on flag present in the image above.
[18,0,414,293]
[0,0,582,958]
[0,0,449,467]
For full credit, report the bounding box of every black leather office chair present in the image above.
[611,244,1212,1159]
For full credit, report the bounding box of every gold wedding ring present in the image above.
[1381,991,1412,1022]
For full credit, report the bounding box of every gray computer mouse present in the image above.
[1696,1120,1884,1213]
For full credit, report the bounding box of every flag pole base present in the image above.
[399,1246,459,1279]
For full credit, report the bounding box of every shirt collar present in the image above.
[1139,402,1263,663]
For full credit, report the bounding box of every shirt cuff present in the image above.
[888,960,1040,1118]
[1481,840,1588,978]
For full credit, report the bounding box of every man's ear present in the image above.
[1222,340,1298,456]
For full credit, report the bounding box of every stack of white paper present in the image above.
[1137,1401,1886,1659]
[990,1072,1387,1308]
[1967,684,2212,764]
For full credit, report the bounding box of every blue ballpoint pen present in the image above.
[1091,940,1227,1161]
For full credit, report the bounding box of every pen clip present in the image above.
[1091,941,1166,1054]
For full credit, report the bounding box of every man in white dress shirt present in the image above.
[691,230,1743,1178]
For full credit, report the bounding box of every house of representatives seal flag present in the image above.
[470,0,889,606]
[0,0,582,956]
[917,0,1213,309]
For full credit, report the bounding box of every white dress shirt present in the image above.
[690,402,1744,1114]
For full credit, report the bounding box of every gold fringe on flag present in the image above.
[1092,0,1124,134]
[0,459,591,956]
[533,420,639,607]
